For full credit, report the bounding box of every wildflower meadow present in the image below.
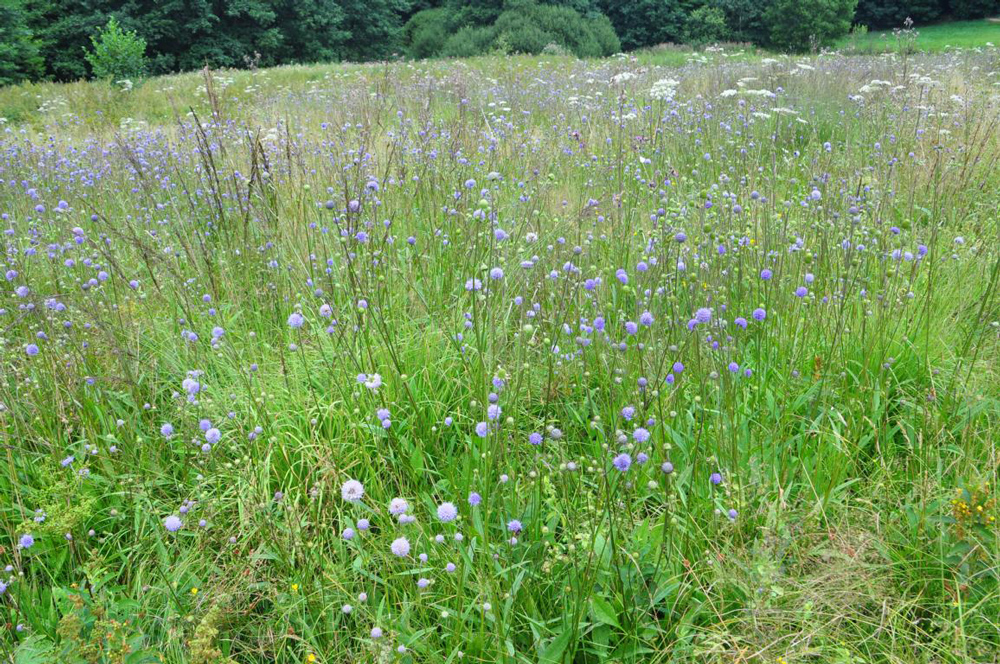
[2,48,1000,663]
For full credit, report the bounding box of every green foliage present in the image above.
[947,0,1000,19]
[440,24,498,57]
[405,8,459,59]
[336,0,409,61]
[765,0,858,51]
[713,0,770,44]
[425,0,619,59]
[596,0,687,50]
[854,0,943,29]
[0,0,43,86]
[493,0,619,57]
[22,0,109,80]
[7,0,999,83]
[684,5,729,45]
[84,16,146,81]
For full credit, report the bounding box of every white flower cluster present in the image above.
[650,78,680,101]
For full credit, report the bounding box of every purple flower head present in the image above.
[389,497,409,515]
[437,502,458,522]
[164,516,182,532]
[390,537,411,557]
[612,453,632,472]
[341,479,364,503]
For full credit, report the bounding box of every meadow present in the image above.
[2,46,1000,664]
[838,18,1000,53]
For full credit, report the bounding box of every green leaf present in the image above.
[539,629,573,663]
[15,635,56,664]
[590,595,620,629]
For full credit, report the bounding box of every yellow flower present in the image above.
[190,587,199,596]
[291,583,299,592]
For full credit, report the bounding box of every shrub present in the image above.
[765,0,858,52]
[441,25,498,57]
[439,0,619,59]
[84,17,147,81]
[685,6,730,45]
[404,8,459,59]
[492,0,619,57]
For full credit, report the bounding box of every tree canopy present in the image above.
[1,0,998,83]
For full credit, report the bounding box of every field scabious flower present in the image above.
[358,373,382,391]
[389,497,409,515]
[341,480,364,503]
[390,537,410,557]
[612,453,632,472]
[164,516,182,532]
[437,502,458,522]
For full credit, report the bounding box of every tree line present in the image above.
[1,0,998,86]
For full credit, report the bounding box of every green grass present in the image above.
[1,47,1000,664]
[838,18,1000,53]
